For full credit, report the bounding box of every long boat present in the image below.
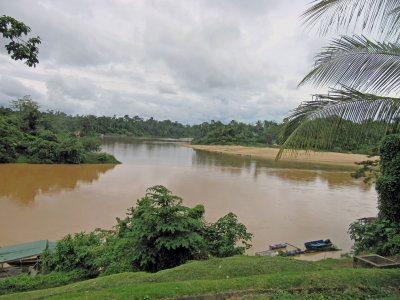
[269,243,287,250]
[304,239,333,251]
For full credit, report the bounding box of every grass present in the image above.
[1,256,399,299]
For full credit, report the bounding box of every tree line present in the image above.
[0,97,119,164]
[1,96,386,165]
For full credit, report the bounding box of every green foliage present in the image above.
[277,0,400,158]
[56,135,84,164]
[0,15,41,67]
[81,137,101,152]
[81,152,120,164]
[75,114,194,138]
[350,159,380,184]
[0,98,120,164]
[192,120,281,146]
[37,186,252,282]
[300,1,400,94]
[40,232,102,278]
[348,218,400,256]
[11,96,40,133]
[118,186,207,272]
[348,136,400,257]
[193,117,380,154]
[203,212,253,257]
[376,134,400,223]
[0,117,22,163]
[277,89,396,158]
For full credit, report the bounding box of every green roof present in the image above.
[48,241,57,252]
[0,240,49,264]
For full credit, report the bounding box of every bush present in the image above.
[348,218,400,256]
[81,137,101,152]
[40,232,102,278]
[56,136,84,164]
[349,135,400,256]
[203,212,253,257]
[376,134,400,223]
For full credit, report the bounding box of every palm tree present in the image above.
[277,0,400,159]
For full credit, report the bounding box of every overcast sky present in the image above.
[0,0,328,124]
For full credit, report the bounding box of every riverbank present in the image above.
[178,143,377,167]
[2,256,400,299]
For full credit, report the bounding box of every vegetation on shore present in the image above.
[275,0,400,272]
[192,118,383,155]
[1,97,384,166]
[0,186,253,296]
[0,97,119,164]
[2,256,400,299]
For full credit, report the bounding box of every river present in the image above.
[0,137,377,259]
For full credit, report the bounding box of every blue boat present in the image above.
[284,249,302,256]
[269,243,287,250]
[304,239,333,251]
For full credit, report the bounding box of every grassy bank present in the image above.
[2,256,399,299]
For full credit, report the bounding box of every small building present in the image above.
[0,240,57,277]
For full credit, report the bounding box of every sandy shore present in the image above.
[177,143,377,167]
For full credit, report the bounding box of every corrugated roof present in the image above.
[0,240,48,264]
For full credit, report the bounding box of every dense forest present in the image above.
[0,97,385,164]
[191,120,281,146]
[0,97,119,164]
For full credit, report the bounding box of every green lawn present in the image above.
[2,256,399,299]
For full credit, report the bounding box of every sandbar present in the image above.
[177,143,377,167]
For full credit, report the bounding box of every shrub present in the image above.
[348,218,400,256]
[203,212,253,257]
[376,134,400,223]
[40,232,102,278]
[81,137,101,152]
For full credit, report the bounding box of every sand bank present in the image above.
[177,143,377,167]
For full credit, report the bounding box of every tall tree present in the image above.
[0,15,41,67]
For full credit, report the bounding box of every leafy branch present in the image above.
[0,15,41,67]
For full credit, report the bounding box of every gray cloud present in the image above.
[0,0,326,124]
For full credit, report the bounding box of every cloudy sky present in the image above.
[1,0,328,124]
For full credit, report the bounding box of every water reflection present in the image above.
[0,164,115,205]
[101,137,193,165]
[192,149,369,189]
[0,138,377,256]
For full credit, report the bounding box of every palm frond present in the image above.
[299,35,400,94]
[276,87,400,160]
[302,0,400,40]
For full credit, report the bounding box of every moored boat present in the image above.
[283,249,302,256]
[304,239,333,251]
[269,243,287,250]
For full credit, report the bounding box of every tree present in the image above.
[277,1,400,160]
[118,185,206,272]
[0,15,41,67]
[39,185,253,277]
[10,96,40,132]
[203,212,253,257]
[376,134,400,223]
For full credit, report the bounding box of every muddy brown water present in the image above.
[0,137,377,260]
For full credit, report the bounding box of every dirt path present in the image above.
[177,143,377,167]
